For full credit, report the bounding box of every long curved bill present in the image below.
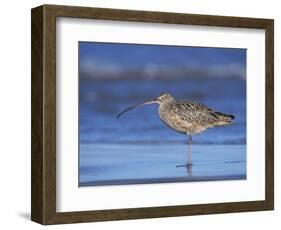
[116,100,157,119]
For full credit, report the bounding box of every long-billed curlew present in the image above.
[117,93,234,169]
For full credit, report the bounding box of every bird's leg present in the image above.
[176,134,193,173]
[187,134,192,167]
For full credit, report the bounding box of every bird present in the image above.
[116,93,234,170]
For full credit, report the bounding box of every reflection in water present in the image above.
[187,164,192,176]
[176,164,193,176]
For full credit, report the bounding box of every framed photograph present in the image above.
[31,4,274,225]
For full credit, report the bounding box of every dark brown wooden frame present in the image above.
[31,4,274,225]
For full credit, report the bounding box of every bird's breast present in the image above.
[158,105,192,133]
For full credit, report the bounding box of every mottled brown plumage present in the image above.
[117,93,234,169]
[159,98,234,134]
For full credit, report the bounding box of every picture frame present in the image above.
[31,4,274,225]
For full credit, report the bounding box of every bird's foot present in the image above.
[176,163,193,168]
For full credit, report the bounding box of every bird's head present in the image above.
[155,93,175,104]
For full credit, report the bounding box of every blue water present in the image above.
[79,78,246,186]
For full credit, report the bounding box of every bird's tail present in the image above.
[214,112,235,126]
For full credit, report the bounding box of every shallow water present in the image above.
[79,144,246,186]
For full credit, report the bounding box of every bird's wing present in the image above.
[170,102,219,126]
